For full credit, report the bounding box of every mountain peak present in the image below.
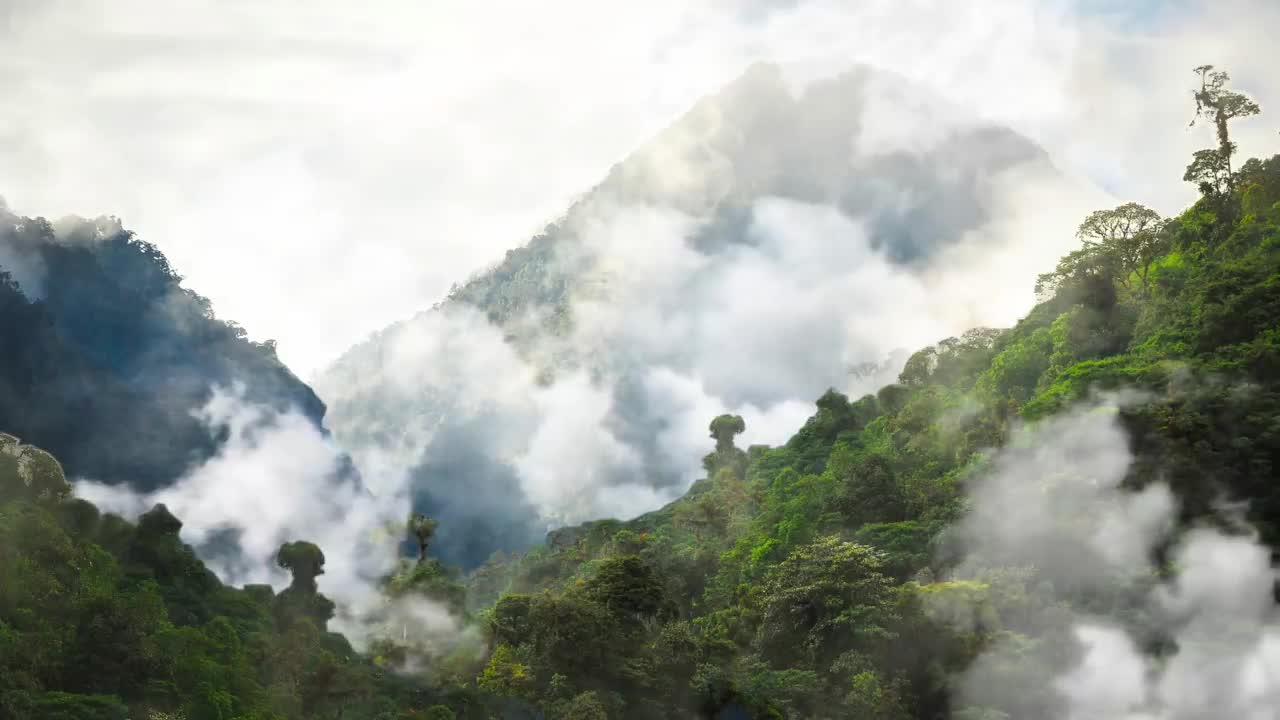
[316,61,1065,568]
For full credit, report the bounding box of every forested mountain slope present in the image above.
[316,62,1070,567]
[2,66,1276,720]
[6,146,1276,718]
[449,86,1280,716]
[0,431,458,720]
[0,203,326,490]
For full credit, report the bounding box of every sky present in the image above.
[1,0,1277,377]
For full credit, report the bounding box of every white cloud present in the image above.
[316,143,1104,563]
[2,0,1276,376]
[943,398,1280,719]
[515,372,646,523]
[75,385,413,640]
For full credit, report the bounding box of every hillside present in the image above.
[452,148,1280,718]
[316,62,1069,567]
[0,432,451,719]
[2,68,1276,718]
[0,203,327,491]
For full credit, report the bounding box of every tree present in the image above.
[829,453,906,528]
[277,541,326,593]
[57,498,101,536]
[900,329,1003,387]
[1184,148,1234,198]
[755,536,898,666]
[1035,203,1169,300]
[709,414,745,453]
[556,691,609,720]
[489,594,535,647]
[136,503,183,538]
[704,414,748,477]
[408,512,439,564]
[275,541,335,628]
[1186,65,1261,194]
[1074,203,1169,294]
[838,654,911,720]
[582,555,673,622]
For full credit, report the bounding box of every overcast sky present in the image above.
[1,0,1276,376]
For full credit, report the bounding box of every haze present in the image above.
[2,0,1276,376]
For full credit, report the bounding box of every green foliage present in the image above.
[277,540,327,591]
[710,414,747,452]
[705,414,750,477]
[383,558,468,617]
[755,537,897,666]
[553,690,609,720]
[0,449,452,720]
[423,704,457,720]
[0,691,129,720]
[582,555,673,621]
[457,128,1280,715]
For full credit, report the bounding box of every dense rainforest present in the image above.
[2,66,1278,718]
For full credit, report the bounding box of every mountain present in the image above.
[0,200,327,491]
[316,62,1065,567]
[6,146,1278,719]
[454,152,1280,719]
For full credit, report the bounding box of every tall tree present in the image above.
[704,413,748,477]
[1075,202,1169,294]
[755,536,897,666]
[1186,65,1261,195]
[277,541,327,594]
[275,541,335,627]
[1035,203,1169,299]
[409,512,439,564]
[709,414,746,454]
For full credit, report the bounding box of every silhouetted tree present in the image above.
[409,512,439,564]
[277,541,326,593]
[275,541,335,628]
[1186,64,1260,195]
[1035,203,1170,302]
[709,414,746,453]
[704,414,748,477]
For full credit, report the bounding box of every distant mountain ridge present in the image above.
[0,199,327,490]
[421,63,1046,343]
[334,64,1049,361]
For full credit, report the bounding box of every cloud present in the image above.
[15,0,1277,570]
[939,398,1280,719]
[0,237,44,299]
[363,594,487,674]
[2,0,1276,376]
[313,58,1121,565]
[74,384,426,646]
[72,385,492,663]
[0,200,47,298]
